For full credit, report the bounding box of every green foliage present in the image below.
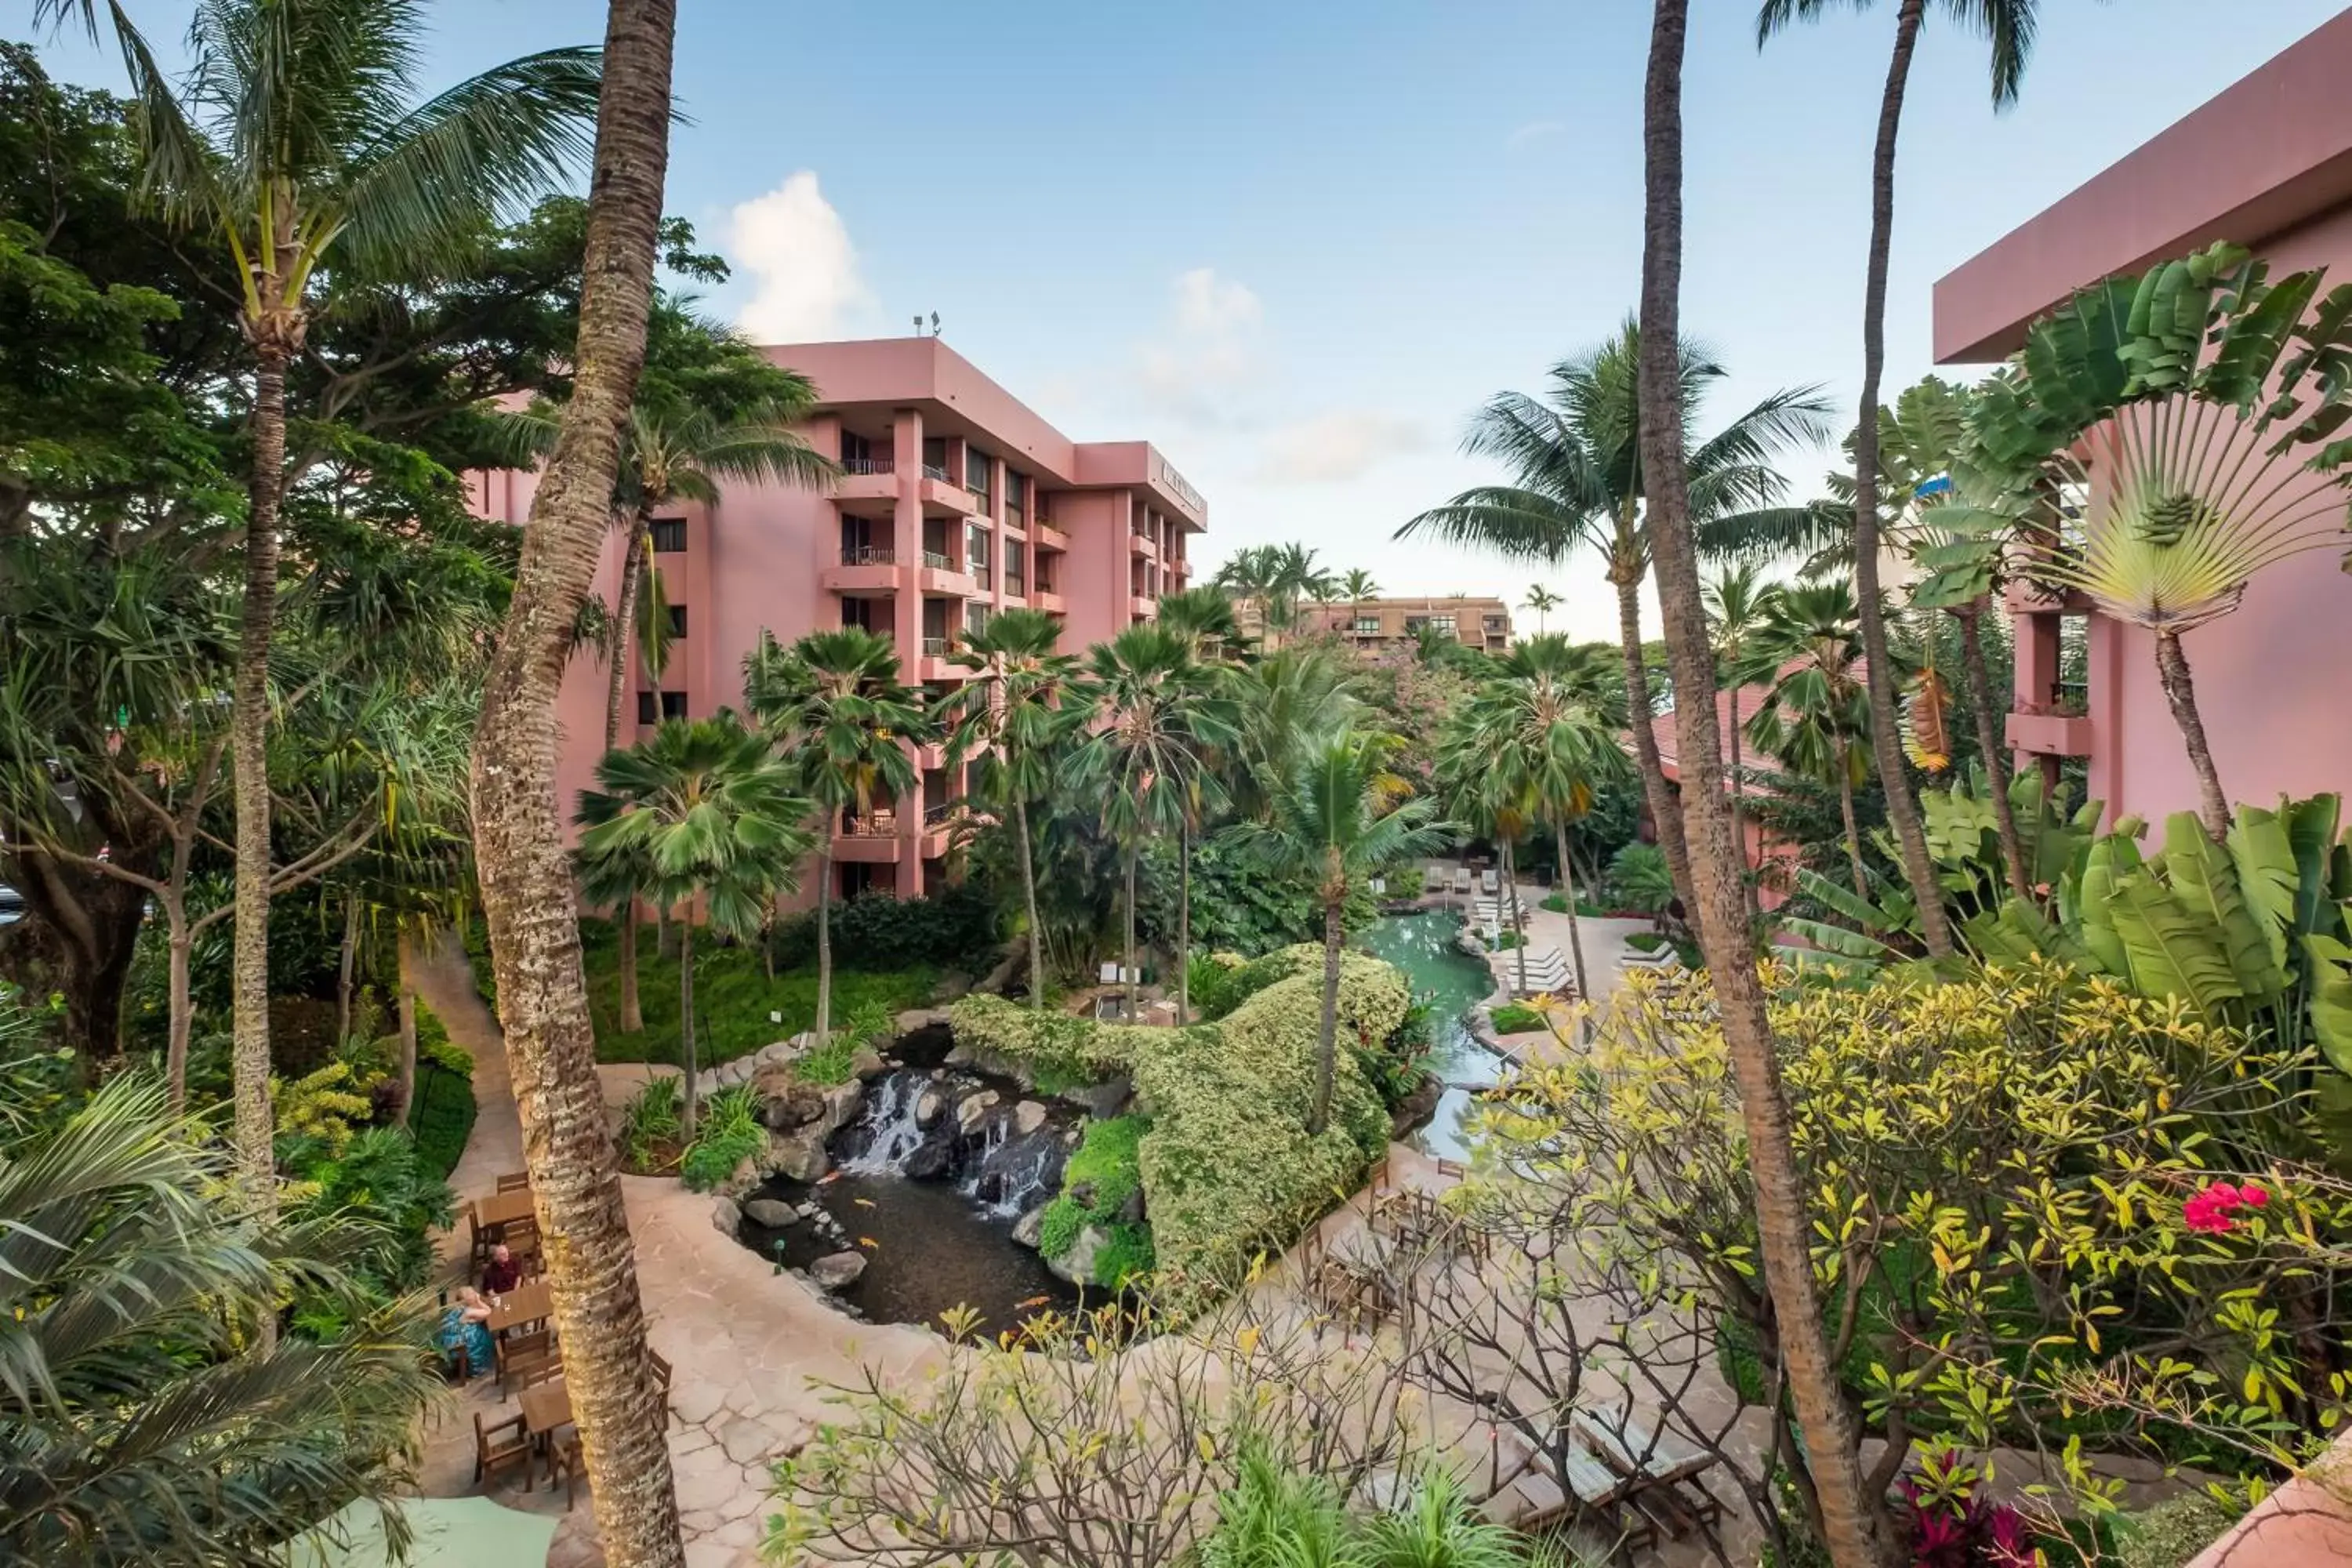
[2112,1493,2238,1568]
[620,1075,683,1171]
[945,994,1153,1088]
[579,917,933,1067]
[1091,1223,1156,1289]
[1486,1002,1547,1035]
[270,1061,377,1158]
[680,1083,765,1192]
[764,885,1000,974]
[1384,864,1425,902]
[1603,841,1675,916]
[405,1038,476,1185]
[1624,931,1667,955]
[1186,952,1244,1021]
[1203,1456,1563,1568]
[1140,832,1377,959]
[1537,892,1568,913]
[284,1125,456,1299]
[1036,1196,1085,1260]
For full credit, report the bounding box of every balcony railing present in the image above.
[840,812,898,838]
[924,802,956,828]
[920,636,951,657]
[841,457,893,477]
[921,463,952,484]
[839,544,895,566]
[921,550,956,572]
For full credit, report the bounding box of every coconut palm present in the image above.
[1225,728,1454,1134]
[1156,585,1249,666]
[1397,324,1834,918]
[1703,564,1785,920]
[0,1069,442,1565]
[449,0,692,1556]
[1065,624,1238,1022]
[1965,243,2352,839]
[742,628,931,1047]
[1152,588,1253,1022]
[1434,717,1538,998]
[1744,580,1884,899]
[1339,568,1381,626]
[576,715,812,1137]
[1758,0,2042,957]
[938,609,1080,1011]
[1633,11,1886,1558]
[45,0,601,1212]
[1472,636,1632,1002]
[1520,583,1561,634]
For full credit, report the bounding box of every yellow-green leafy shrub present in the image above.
[271,1060,379,1156]
[945,994,1163,1087]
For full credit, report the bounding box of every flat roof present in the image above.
[1932,10,2352,364]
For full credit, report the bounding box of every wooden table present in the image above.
[520,1375,573,1439]
[485,1279,554,1335]
[473,1187,535,1230]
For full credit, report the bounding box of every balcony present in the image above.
[920,800,956,857]
[822,543,899,594]
[1032,520,1071,552]
[833,813,903,862]
[1130,595,1157,619]
[1030,586,1066,614]
[1129,530,1159,560]
[2003,580,2096,615]
[917,470,982,514]
[833,459,897,504]
[2007,710,2095,757]
[920,636,951,658]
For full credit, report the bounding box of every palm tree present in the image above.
[1703,564,1784,920]
[1397,324,1833,920]
[1065,624,1236,1022]
[1472,636,1632,1002]
[1340,568,1381,628]
[1744,581,1884,899]
[1153,587,1253,1022]
[743,628,930,1047]
[939,609,1079,1012]
[49,0,601,1213]
[1225,729,1454,1134]
[1521,583,1562,634]
[0,1070,441,1564]
[456,0,693,1555]
[1434,720,1537,997]
[1758,0,2040,959]
[1632,9,1885,1555]
[576,715,812,1138]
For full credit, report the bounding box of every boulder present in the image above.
[1047,1225,1110,1287]
[915,1088,946,1127]
[809,1250,868,1290]
[903,1128,957,1181]
[850,1047,888,1083]
[956,1089,1001,1135]
[1011,1207,1047,1249]
[1059,1073,1133,1120]
[741,1197,799,1229]
[764,1127,830,1184]
[760,1080,826,1132]
[710,1196,741,1236]
[1116,1187,1146,1225]
[1013,1100,1048,1136]
[895,1007,949,1034]
[931,971,974,1004]
[819,1080,866,1135]
[716,1156,763,1200]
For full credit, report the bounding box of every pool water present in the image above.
[1356,911,1504,1161]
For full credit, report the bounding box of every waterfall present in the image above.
[839,1071,927,1174]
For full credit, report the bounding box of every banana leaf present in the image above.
[2227,803,2300,972]
[2104,873,2244,1018]
[2072,833,2143,980]
[2163,813,2286,1005]
[2309,934,2352,1080]
[1965,897,2093,972]
[2285,793,2343,938]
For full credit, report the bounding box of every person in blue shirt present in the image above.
[436,1286,496,1379]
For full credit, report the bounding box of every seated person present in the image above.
[481,1242,522,1295]
[434,1287,496,1379]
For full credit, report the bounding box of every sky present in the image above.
[35,0,2352,641]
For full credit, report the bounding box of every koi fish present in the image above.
[815,1171,842,1185]
[852,1197,876,1208]
[858,1236,879,1250]
[1014,1294,1052,1310]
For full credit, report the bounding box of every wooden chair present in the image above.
[496,1171,531,1194]
[647,1349,673,1396]
[473,1410,533,1489]
[1573,1414,1724,1541]
[502,1216,543,1272]
[498,1328,558,1393]
[466,1204,494,1271]
[546,1429,588,1510]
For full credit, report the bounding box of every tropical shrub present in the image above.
[1185,952,1243,1021]
[1603,840,1675,916]
[285,1125,456,1306]
[1382,864,1425,902]
[1487,1002,1546,1035]
[1039,1117,1156,1287]
[945,994,1156,1087]
[680,1083,766,1192]
[2113,1492,2237,1568]
[766,885,999,973]
[270,1059,379,1157]
[405,1011,477,1181]
[619,1074,683,1171]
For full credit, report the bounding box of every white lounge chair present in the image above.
[1479,867,1500,896]
[1453,866,1475,895]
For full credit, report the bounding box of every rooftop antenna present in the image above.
[912,314,923,336]
[930,311,942,338]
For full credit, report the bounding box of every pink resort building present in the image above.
[1933,10,2352,832]
[470,335,1206,902]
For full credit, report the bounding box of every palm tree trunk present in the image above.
[1124,844,1140,1021]
[815,840,834,1044]
[1836,744,1870,902]
[1554,821,1589,1004]
[1958,602,2030,897]
[165,906,193,1112]
[394,927,419,1123]
[677,914,697,1141]
[1503,837,1528,997]
[1729,685,1757,928]
[230,339,289,1221]
[1849,0,1953,961]
[606,515,648,751]
[1632,6,1887,1565]
[2155,629,2230,840]
[463,2,688,1562]
[1177,817,1192,1023]
[1312,898,1342,1136]
[336,891,361,1045]
[1015,794,1045,1011]
[1614,568,1696,915]
[619,892,643,1032]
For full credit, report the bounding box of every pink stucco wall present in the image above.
[1934,16,2352,830]
[470,336,1206,903]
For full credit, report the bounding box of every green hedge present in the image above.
[765,886,998,973]
[942,994,1162,1087]
[1486,1002,1547,1036]
[405,1007,475,1182]
[1037,1115,1156,1287]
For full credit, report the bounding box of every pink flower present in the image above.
[2243,1185,2270,1207]
[2184,1179,2276,1235]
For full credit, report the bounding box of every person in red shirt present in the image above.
[481,1242,521,1295]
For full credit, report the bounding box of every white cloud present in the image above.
[1134,267,1263,426]
[1248,410,1431,485]
[728,172,875,343]
[1506,119,1566,150]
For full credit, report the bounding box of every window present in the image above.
[666,604,687,637]
[636,691,688,723]
[840,597,876,631]
[964,448,992,495]
[840,430,873,466]
[649,517,686,553]
[965,521,992,580]
[1005,540,1026,595]
[1429,615,1457,638]
[921,436,948,480]
[1005,470,1028,524]
[965,601,992,637]
[1352,617,1380,635]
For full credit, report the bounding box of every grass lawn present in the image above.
[578,918,937,1067]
